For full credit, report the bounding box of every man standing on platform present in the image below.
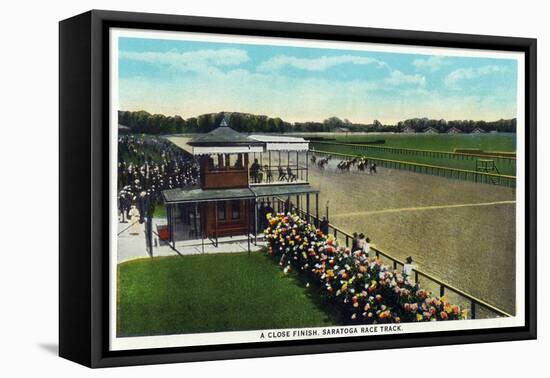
[250,158,260,183]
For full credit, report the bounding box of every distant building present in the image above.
[402,126,416,134]
[336,127,350,133]
[447,127,462,134]
[471,127,486,134]
[424,127,439,134]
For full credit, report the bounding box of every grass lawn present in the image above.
[325,133,516,152]
[117,252,336,337]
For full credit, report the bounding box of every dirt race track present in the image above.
[306,157,516,315]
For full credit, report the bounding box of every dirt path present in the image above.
[331,200,515,217]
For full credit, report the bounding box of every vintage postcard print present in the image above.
[109,28,525,351]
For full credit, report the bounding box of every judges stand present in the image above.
[161,119,320,254]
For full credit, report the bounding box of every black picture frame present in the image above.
[59,9,537,368]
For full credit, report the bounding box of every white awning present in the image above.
[248,135,309,152]
[264,142,310,151]
[191,145,264,155]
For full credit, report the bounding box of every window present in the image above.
[217,154,224,169]
[234,154,243,169]
[207,154,244,171]
[217,202,226,221]
[231,201,240,220]
[207,154,224,170]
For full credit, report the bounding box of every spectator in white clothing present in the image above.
[403,256,416,277]
[357,233,366,252]
[363,237,371,257]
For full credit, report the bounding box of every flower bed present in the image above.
[264,213,467,324]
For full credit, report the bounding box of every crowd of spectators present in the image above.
[117,135,199,223]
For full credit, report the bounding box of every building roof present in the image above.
[163,186,255,203]
[250,184,319,197]
[188,120,264,147]
[162,184,319,204]
[166,137,193,154]
[179,120,310,154]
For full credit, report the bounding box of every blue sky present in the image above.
[118,37,518,124]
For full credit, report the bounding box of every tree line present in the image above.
[118,111,291,135]
[118,110,516,134]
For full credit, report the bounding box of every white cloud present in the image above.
[444,65,507,87]
[384,70,426,87]
[118,50,514,124]
[119,48,250,74]
[257,54,387,72]
[413,55,447,72]
[120,71,516,124]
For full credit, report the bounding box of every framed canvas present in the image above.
[59,10,537,368]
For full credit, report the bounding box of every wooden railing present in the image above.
[311,149,516,187]
[369,244,512,319]
[274,198,513,319]
[250,165,309,185]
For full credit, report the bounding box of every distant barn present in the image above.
[471,127,486,134]
[424,127,439,134]
[447,127,462,134]
[402,126,416,134]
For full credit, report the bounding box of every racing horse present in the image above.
[316,157,330,170]
[357,157,369,171]
[337,159,353,172]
